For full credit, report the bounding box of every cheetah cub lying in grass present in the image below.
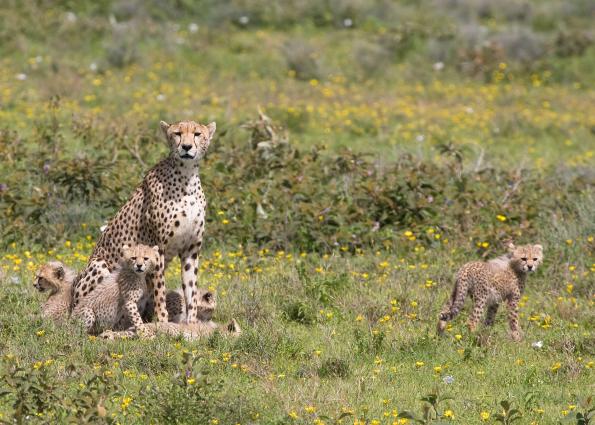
[437,243,543,341]
[100,289,242,341]
[71,244,159,335]
[34,261,76,321]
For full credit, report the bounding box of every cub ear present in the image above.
[122,244,130,251]
[159,120,170,136]
[152,245,160,254]
[54,266,65,280]
[533,244,543,253]
[206,122,216,140]
[507,242,516,253]
[202,291,213,302]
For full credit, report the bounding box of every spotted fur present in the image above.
[71,120,216,323]
[437,243,543,341]
[34,261,76,321]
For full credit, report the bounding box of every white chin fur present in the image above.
[178,151,196,159]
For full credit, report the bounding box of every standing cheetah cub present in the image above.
[437,243,543,341]
[34,261,76,321]
[72,244,159,335]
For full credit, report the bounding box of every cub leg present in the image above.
[506,295,522,342]
[123,288,146,334]
[484,303,500,326]
[467,295,487,332]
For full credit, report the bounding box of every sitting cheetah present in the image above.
[72,244,159,335]
[34,261,76,321]
[71,120,217,324]
[437,243,543,341]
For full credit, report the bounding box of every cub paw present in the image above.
[436,320,447,335]
[136,325,155,340]
[99,330,117,340]
[510,330,523,342]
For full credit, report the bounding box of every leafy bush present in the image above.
[0,350,231,424]
[0,109,591,252]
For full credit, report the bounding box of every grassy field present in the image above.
[0,1,594,423]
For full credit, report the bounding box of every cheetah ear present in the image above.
[54,266,64,280]
[533,244,543,253]
[206,122,216,140]
[159,121,170,136]
[507,242,516,253]
[152,245,160,254]
[203,291,213,302]
[122,244,130,252]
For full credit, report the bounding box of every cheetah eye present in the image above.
[532,258,538,261]
[521,257,527,261]
[130,257,136,261]
[174,131,181,137]
[143,257,149,261]
[194,132,201,137]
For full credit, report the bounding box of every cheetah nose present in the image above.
[527,265,533,271]
[181,144,192,151]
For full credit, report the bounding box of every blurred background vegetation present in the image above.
[0,0,593,252]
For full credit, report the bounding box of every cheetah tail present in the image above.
[439,279,467,322]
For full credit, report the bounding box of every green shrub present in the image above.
[0,110,592,252]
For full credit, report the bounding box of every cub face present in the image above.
[121,244,160,274]
[34,261,68,292]
[509,243,543,273]
[160,120,216,161]
[196,289,217,321]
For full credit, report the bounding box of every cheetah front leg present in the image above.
[180,248,200,323]
[148,252,169,323]
[506,295,523,342]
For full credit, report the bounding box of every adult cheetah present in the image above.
[72,120,216,323]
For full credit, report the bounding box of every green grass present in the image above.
[0,0,594,423]
[1,240,593,423]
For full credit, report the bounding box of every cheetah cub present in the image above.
[72,244,159,335]
[437,243,543,341]
[166,287,217,323]
[34,261,76,321]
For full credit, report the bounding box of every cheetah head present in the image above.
[196,289,217,321]
[160,120,216,161]
[34,261,72,293]
[508,243,543,273]
[122,244,160,274]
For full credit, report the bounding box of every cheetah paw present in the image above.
[510,330,523,342]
